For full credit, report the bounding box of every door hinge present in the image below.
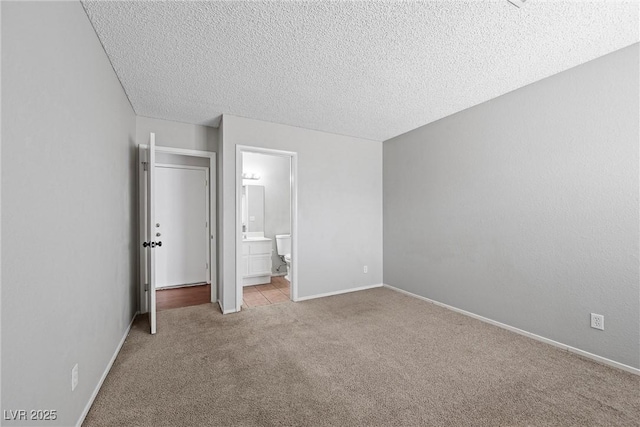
[142,161,148,171]
[144,283,149,291]
[205,221,208,228]
[205,179,208,187]
[206,262,209,270]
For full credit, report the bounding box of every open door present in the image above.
[139,136,216,329]
[146,133,158,334]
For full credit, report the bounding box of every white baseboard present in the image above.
[242,275,272,286]
[76,312,139,427]
[383,284,639,376]
[295,283,383,302]
[156,282,207,290]
[219,301,237,314]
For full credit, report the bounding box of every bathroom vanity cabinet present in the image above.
[242,238,272,286]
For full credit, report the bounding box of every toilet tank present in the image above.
[275,234,291,256]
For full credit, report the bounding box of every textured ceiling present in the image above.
[82,1,639,141]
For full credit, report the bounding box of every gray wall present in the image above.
[2,2,138,425]
[221,115,383,310]
[136,116,218,152]
[243,152,291,273]
[383,44,639,369]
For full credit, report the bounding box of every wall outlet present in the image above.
[590,313,604,331]
[363,265,368,274]
[71,363,79,391]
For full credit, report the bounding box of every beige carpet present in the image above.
[84,287,639,426]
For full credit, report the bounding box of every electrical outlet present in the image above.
[363,265,368,274]
[71,364,79,391]
[590,313,604,331]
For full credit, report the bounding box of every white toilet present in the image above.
[275,234,291,282]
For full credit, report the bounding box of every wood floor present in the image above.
[156,284,211,311]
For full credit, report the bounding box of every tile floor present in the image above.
[242,276,290,308]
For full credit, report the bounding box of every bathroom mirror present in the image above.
[242,185,265,233]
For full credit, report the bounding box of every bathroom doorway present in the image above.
[235,146,298,311]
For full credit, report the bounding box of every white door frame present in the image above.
[155,163,210,289]
[139,145,217,315]
[235,145,299,312]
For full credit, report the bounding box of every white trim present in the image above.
[295,283,383,302]
[242,275,272,285]
[383,284,640,376]
[219,301,237,315]
[208,154,217,302]
[147,133,157,334]
[139,144,214,158]
[235,148,242,311]
[235,145,298,312]
[137,146,148,313]
[156,282,207,290]
[76,312,138,427]
[290,153,298,302]
[155,163,209,172]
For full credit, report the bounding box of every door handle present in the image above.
[143,241,150,248]
[157,241,162,247]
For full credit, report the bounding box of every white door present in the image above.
[155,166,208,288]
[146,133,158,334]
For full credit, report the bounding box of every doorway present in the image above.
[235,145,298,312]
[139,135,217,334]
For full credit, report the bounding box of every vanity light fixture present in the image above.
[242,172,261,180]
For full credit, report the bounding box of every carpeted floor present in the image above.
[84,287,639,426]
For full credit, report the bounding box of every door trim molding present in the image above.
[155,163,209,172]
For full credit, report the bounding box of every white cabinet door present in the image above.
[250,254,272,276]
[251,241,271,255]
[242,240,272,278]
